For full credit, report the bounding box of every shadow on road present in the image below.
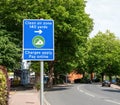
[102,89,120,93]
[45,84,73,92]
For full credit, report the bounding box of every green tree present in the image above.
[87,30,120,81]
[0,24,21,69]
[0,0,93,86]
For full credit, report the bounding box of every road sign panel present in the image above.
[23,19,54,61]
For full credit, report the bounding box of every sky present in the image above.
[85,0,120,38]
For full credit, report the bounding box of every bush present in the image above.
[35,82,40,91]
[0,70,8,105]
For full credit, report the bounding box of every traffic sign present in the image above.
[23,19,54,61]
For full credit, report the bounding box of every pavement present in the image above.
[8,84,120,105]
[111,84,120,90]
[9,87,40,105]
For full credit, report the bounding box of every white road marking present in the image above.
[84,92,95,97]
[77,85,95,97]
[77,85,120,104]
[79,89,84,93]
[77,86,84,93]
[105,99,120,105]
[44,92,51,105]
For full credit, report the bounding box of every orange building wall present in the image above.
[68,71,83,83]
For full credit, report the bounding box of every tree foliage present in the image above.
[0,24,21,69]
[0,0,93,84]
[87,30,120,80]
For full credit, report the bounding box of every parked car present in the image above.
[102,80,111,87]
[111,79,116,84]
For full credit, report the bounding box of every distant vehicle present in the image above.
[92,78,100,82]
[111,79,116,84]
[102,80,111,87]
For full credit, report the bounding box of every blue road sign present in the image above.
[23,19,54,61]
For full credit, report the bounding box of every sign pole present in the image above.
[40,61,44,105]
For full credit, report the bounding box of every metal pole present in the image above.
[40,61,44,105]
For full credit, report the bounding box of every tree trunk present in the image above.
[82,72,85,79]
[90,72,94,80]
[35,72,40,84]
[109,75,112,82]
[101,72,104,82]
[47,61,54,88]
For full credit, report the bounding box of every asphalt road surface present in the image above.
[44,84,120,105]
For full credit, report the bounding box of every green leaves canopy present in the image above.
[0,0,93,73]
[0,25,21,69]
[87,30,120,76]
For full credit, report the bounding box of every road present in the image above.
[44,84,120,105]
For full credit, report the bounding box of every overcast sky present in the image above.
[85,0,120,38]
